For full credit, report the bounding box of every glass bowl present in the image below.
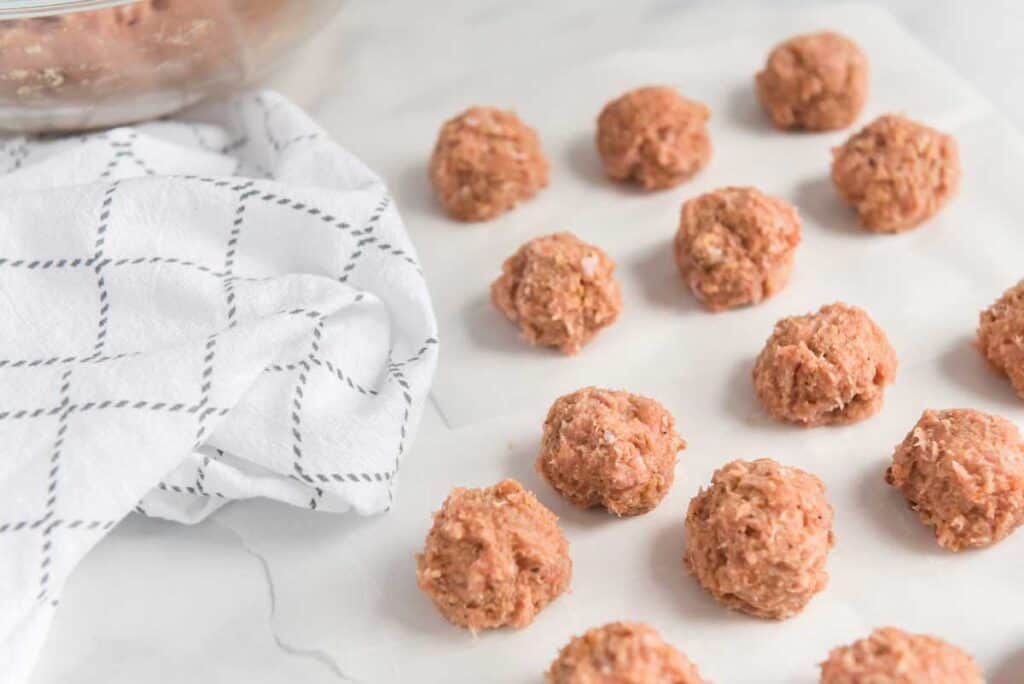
[0,0,342,132]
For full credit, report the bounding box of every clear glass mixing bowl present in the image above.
[0,0,342,131]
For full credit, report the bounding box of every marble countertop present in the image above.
[29,2,1024,683]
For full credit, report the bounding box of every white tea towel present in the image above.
[0,91,438,682]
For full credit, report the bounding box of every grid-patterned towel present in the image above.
[0,91,438,682]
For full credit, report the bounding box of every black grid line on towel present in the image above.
[0,137,29,174]
[340,194,390,283]
[86,182,118,358]
[0,400,231,422]
[0,518,116,534]
[36,369,71,600]
[97,133,155,179]
[0,136,435,570]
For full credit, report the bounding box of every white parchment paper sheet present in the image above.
[217,4,1024,683]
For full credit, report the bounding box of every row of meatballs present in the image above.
[416,388,1015,680]
[491,230,1024,408]
[500,228,1024,419]
[429,31,959,234]
[547,622,980,683]
[486,167,965,356]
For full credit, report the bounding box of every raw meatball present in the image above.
[537,387,685,516]
[886,408,1024,551]
[820,627,983,684]
[674,186,801,311]
[546,621,707,684]
[429,106,549,221]
[684,458,834,619]
[755,31,868,131]
[977,279,1024,399]
[596,86,711,190]
[831,114,960,232]
[753,302,898,427]
[491,232,622,355]
[416,479,571,631]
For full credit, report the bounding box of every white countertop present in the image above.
[29,2,1024,683]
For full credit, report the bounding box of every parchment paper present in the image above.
[222,4,1024,682]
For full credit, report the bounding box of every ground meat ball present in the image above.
[830,114,960,232]
[546,621,707,684]
[684,458,834,619]
[674,186,801,311]
[753,302,898,427]
[755,31,868,131]
[820,627,984,684]
[537,387,685,516]
[416,479,571,631]
[429,106,549,221]
[886,408,1024,551]
[978,279,1024,400]
[596,86,711,190]
[491,232,622,355]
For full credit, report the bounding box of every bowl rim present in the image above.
[0,0,140,19]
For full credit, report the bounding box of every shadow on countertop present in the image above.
[648,517,746,625]
[856,459,948,557]
[792,175,864,237]
[628,238,704,313]
[993,645,1024,684]
[939,334,1022,409]
[723,81,774,134]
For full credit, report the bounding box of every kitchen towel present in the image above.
[0,91,438,682]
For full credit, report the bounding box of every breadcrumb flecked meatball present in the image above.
[755,31,868,131]
[537,387,686,516]
[429,106,549,221]
[684,458,834,619]
[596,86,711,190]
[830,114,960,233]
[416,479,571,631]
[546,621,707,684]
[820,627,984,684]
[753,303,898,427]
[886,408,1024,551]
[978,279,1024,400]
[674,186,801,311]
[491,232,622,355]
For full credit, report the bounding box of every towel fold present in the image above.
[0,90,438,682]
